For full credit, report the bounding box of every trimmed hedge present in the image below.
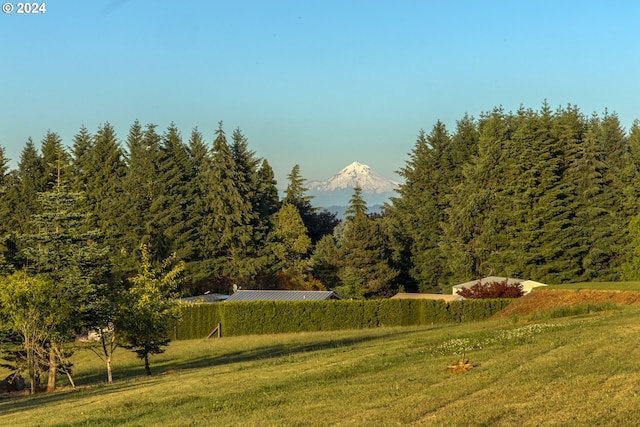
[174,298,513,340]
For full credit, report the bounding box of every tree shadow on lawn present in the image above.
[79,326,436,384]
[0,325,451,411]
[0,375,158,417]
[157,326,445,373]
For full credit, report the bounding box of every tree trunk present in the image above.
[143,352,152,376]
[28,346,36,395]
[46,346,57,392]
[106,356,113,383]
[54,346,75,389]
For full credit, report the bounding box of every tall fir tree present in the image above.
[70,125,94,194]
[151,123,193,263]
[441,108,513,283]
[40,131,70,190]
[389,122,455,292]
[267,203,313,289]
[20,148,110,391]
[201,122,254,282]
[283,164,338,244]
[120,121,163,266]
[337,189,398,298]
[182,127,209,287]
[85,123,127,258]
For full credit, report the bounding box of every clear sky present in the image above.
[1,1,639,187]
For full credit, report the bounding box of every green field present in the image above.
[1,300,639,426]
[549,281,640,291]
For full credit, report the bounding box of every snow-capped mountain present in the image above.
[307,162,401,208]
[308,162,400,194]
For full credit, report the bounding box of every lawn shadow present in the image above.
[0,324,451,413]
[160,325,449,373]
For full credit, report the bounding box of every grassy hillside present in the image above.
[1,292,639,426]
[550,281,640,291]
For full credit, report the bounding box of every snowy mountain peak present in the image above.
[307,162,400,194]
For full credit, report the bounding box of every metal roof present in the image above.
[225,290,341,302]
[391,293,465,302]
[181,293,229,303]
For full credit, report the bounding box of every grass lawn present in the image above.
[1,301,640,426]
[549,281,640,291]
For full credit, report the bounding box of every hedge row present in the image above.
[174,298,512,340]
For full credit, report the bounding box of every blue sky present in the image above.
[1,1,639,186]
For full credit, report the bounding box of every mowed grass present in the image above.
[2,302,640,426]
[550,281,640,291]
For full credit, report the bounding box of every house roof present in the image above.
[391,293,465,302]
[225,290,341,302]
[181,293,229,303]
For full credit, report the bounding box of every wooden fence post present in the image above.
[207,323,221,339]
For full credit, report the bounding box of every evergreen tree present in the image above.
[268,203,314,289]
[85,123,127,259]
[255,159,280,233]
[7,139,43,235]
[182,128,209,287]
[389,123,455,292]
[344,186,367,220]
[40,131,70,190]
[151,123,193,263]
[337,190,398,298]
[441,109,512,283]
[283,164,338,244]
[0,147,15,274]
[201,122,254,281]
[309,234,341,289]
[20,151,111,391]
[565,115,617,280]
[0,147,11,237]
[538,105,587,282]
[283,164,312,206]
[70,126,94,193]
[120,121,163,266]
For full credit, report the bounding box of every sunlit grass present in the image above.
[2,305,640,426]
[550,281,640,291]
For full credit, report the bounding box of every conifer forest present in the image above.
[2,103,640,299]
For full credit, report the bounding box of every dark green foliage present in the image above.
[283,164,339,243]
[79,123,127,268]
[151,123,194,262]
[173,298,512,340]
[255,160,280,224]
[309,234,341,289]
[389,122,462,293]
[338,195,398,298]
[344,186,367,220]
[200,122,255,281]
[2,105,639,297]
[5,139,43,235]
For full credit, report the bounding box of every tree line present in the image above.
[387,103,640,292]
[2,104,640,297]
[0,119,397,391]
[2,103,640,390]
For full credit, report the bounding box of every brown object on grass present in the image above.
[447,353,474,373]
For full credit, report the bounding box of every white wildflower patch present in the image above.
[430,323,560,356]
[431,337,483,356]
